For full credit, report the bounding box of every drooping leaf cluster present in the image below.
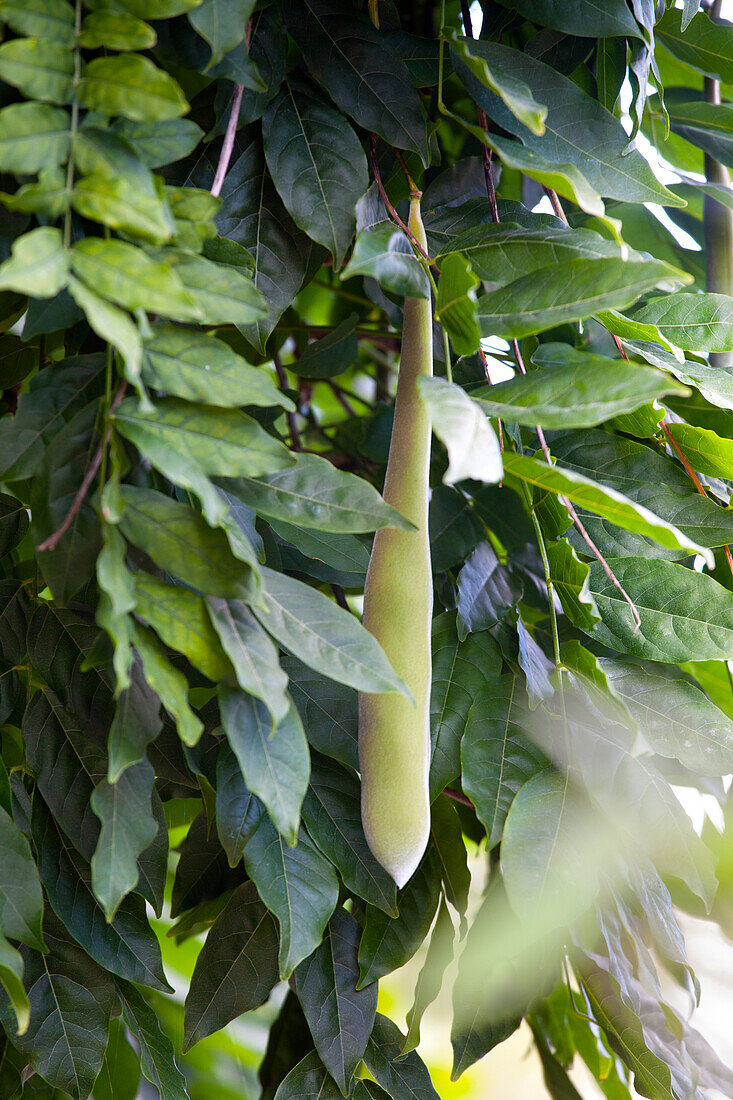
[1,0,733,1097]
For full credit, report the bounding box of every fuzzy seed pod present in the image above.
[358,192,433,889]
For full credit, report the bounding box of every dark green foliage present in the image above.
[0,1,732,1097]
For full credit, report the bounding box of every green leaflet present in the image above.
[471,344,687,428]
[263,76,369,267]
[223,452,412,532]
[476,257,686,339]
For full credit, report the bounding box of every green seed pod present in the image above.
[359,193,433,888]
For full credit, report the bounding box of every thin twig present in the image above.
[564,497,642,632]
[369,135,437,269]
[459,0,473,34]
[211,83,244,198]
[37,381,127,553]
[543,185,569,224]
[394,148,418,193]
[328,381,356,416]
[445,786,473,807]
[661,421,733,581]
[331,584,349,610]
[273,352,302,452]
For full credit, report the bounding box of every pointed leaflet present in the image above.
[0,805,44,951]
[656,6,733,83]
[282,0,429,162]
[143,323,291,409]
[363,1014,440,1100]
[404,899,455,1053]
[549,427,733,552]
[437,223,629,285]
[289,314,358,378]
[0,353,105,482]
[430,797,470,932]
[301,753,397,917]
[600,658,733,775]
[450,877,548,1079]
[22,688,107,861]
[341,222,430,299]
[242,816,339,978]
[448,33,546,135]
[496,0,643,38]
[207,598,290,727]
[579,962,674,1100]
[418,378,502,486]
[294,908,377,1094]
[0,227,68,298]
[91,757,157,920]
[71,239,196,317]
[77,54,188,122]
[117,979,189,1100]
[156,248,267,326]
[255,566,408,696]
[476,257,684,340]
[97,508,135,693]
[132,620,203,747]
[216,745,264,867]
[134,573,233,683]
[0,912,114,1100]
[472,344,686,428]
[223,453,412,532]
[92,1016,141,1100]
[0,103,70,174]
[502,771,600,921]
[462,675,547,848]
[119,486,259,601]
[0,930,28,1037]
[502,451,713,564]
[260,992,316,1100]
[285,655,359,770]
[587,556,733,663]
[188,0,256,68]
[429,611,503,799]
[632,293,733,353]
[273,1050,344,1100]
[32,796,171,991]
[357,853,441,989]
[116,395,293,479]
[68,279,144,398]
[217,137,313,351]
[184,880,279,1050]
[451,38,682,206]
[106,659,162,781]
[170,811,243,919]
[554,680,718,909]
[666,421,733,479]
[219,685,309,844]
[435,252,482,358]
[263,76,369,267]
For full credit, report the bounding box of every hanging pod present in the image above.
[358,192,433,888]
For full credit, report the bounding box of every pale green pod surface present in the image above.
[359,194,433,889]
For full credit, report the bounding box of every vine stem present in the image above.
[661,421,733,580]
[211,83,244,198]
[37,381,127,552]
[273,352,302,452]
[368,135,436,269]
[210,21,252,197]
